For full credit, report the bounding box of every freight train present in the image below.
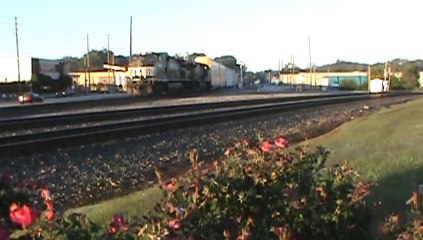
[127,53,212,95]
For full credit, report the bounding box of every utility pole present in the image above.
[278,58,281,83]
[278,58,282,83]
[367,65,371,91]
[15,17,21,92]
[308,36,312,86]
[107,34,111,87]
[84,56,87,94]
[240,62,243,89]
[130,16,133,64]
[86,34,91,93]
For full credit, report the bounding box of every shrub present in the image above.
[339,79,358,90]
[0,139,376,240]
[145,138,374,239]
[390,76,406,90]
[379,190,423,239]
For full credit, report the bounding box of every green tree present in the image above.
[214,55,238,69]
[401,64,420,89]
[62,56,84,71]
[370,65,384,79]
[390,76,405,90]
[339,79,358,90]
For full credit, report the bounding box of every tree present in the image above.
[115,55,129,66]
[214,55,238,70]
[401,64,420,89]
[339,79,358,90]
[62,56,84,72]
[390,76,405,90]
[370,65,384,79]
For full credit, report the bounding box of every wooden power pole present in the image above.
[107,34,111,86]
[86,34,91,93]
[130,16,133,63]
[15,17,21,91]
[308,36,312,86]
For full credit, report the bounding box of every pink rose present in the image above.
[168,219,182,229]
[41,189,51,200]
[108,215,129,234]
[274,137,289,148]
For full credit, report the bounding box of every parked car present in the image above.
[56,89,75,97]
[17,92,44,104]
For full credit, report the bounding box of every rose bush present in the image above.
[379,189,423,239]
[143,137,374,239]
[0,137,383,239]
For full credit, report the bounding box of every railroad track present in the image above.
[0,92,418,157]
[0,92,364,132]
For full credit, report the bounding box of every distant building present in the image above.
[276,71,368,87]
[0,55,69,83]
[32,58,69,80]
[196,56,238,88]
[70,65,128,92]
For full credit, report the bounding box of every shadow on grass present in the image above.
[369,166,423,238]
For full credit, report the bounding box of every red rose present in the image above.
[9,204,38,228]
[260,140,272,152]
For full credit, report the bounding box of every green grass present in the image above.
[66,187,164,225]
[301,98,423,218]
[68,98,423,229]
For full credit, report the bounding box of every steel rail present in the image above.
[0,93,366,132]
[0,93,394,157]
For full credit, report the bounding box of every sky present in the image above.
[1,0,422,72]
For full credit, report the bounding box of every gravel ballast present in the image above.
[0,94,421,209]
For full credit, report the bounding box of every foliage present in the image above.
[0,139,389,240]
[390,76,406,90]
[339,79,358,90]
[401,64,420,89]
[61,56,85,72]
[318,60,368,72]
[357,80,368,90]
[370,65,384,80]
[144,139,374,240]
[379,191,423,239]
[62,50,125,72]
[214,56,238,70]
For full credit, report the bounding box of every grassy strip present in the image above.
[68,98,423,227]
[302,98,423,220]
[66,187,163,225]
